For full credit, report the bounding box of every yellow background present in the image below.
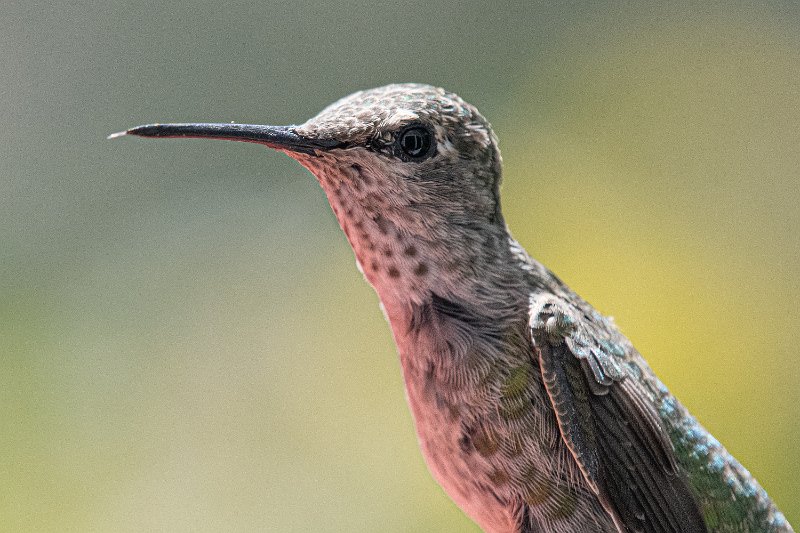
[2,2,797,531]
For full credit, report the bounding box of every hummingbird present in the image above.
[110,84,793,533]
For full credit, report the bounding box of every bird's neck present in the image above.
[324,188,530,330]
[296,152,536,333]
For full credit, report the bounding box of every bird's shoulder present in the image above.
[528,291,633,393]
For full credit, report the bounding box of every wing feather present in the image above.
[530,294,706,533]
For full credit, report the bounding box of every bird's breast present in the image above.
[389,308,616,532]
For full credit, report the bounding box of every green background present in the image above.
[2,1,798,531]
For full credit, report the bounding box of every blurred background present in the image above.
[2,1,798,531]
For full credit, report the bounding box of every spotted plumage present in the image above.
[115,83,793,532]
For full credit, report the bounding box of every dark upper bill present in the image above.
[107,123,341,155]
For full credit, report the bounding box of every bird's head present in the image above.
[292,83,503,228]
[113,84,511,304]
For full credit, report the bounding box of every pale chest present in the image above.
[392,313,615,532]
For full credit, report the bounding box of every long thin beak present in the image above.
[108,123,341,155]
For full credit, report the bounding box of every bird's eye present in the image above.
[397,126,435,160]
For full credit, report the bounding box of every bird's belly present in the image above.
[403,377,520,533]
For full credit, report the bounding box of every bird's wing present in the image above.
[528,293,706,533]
